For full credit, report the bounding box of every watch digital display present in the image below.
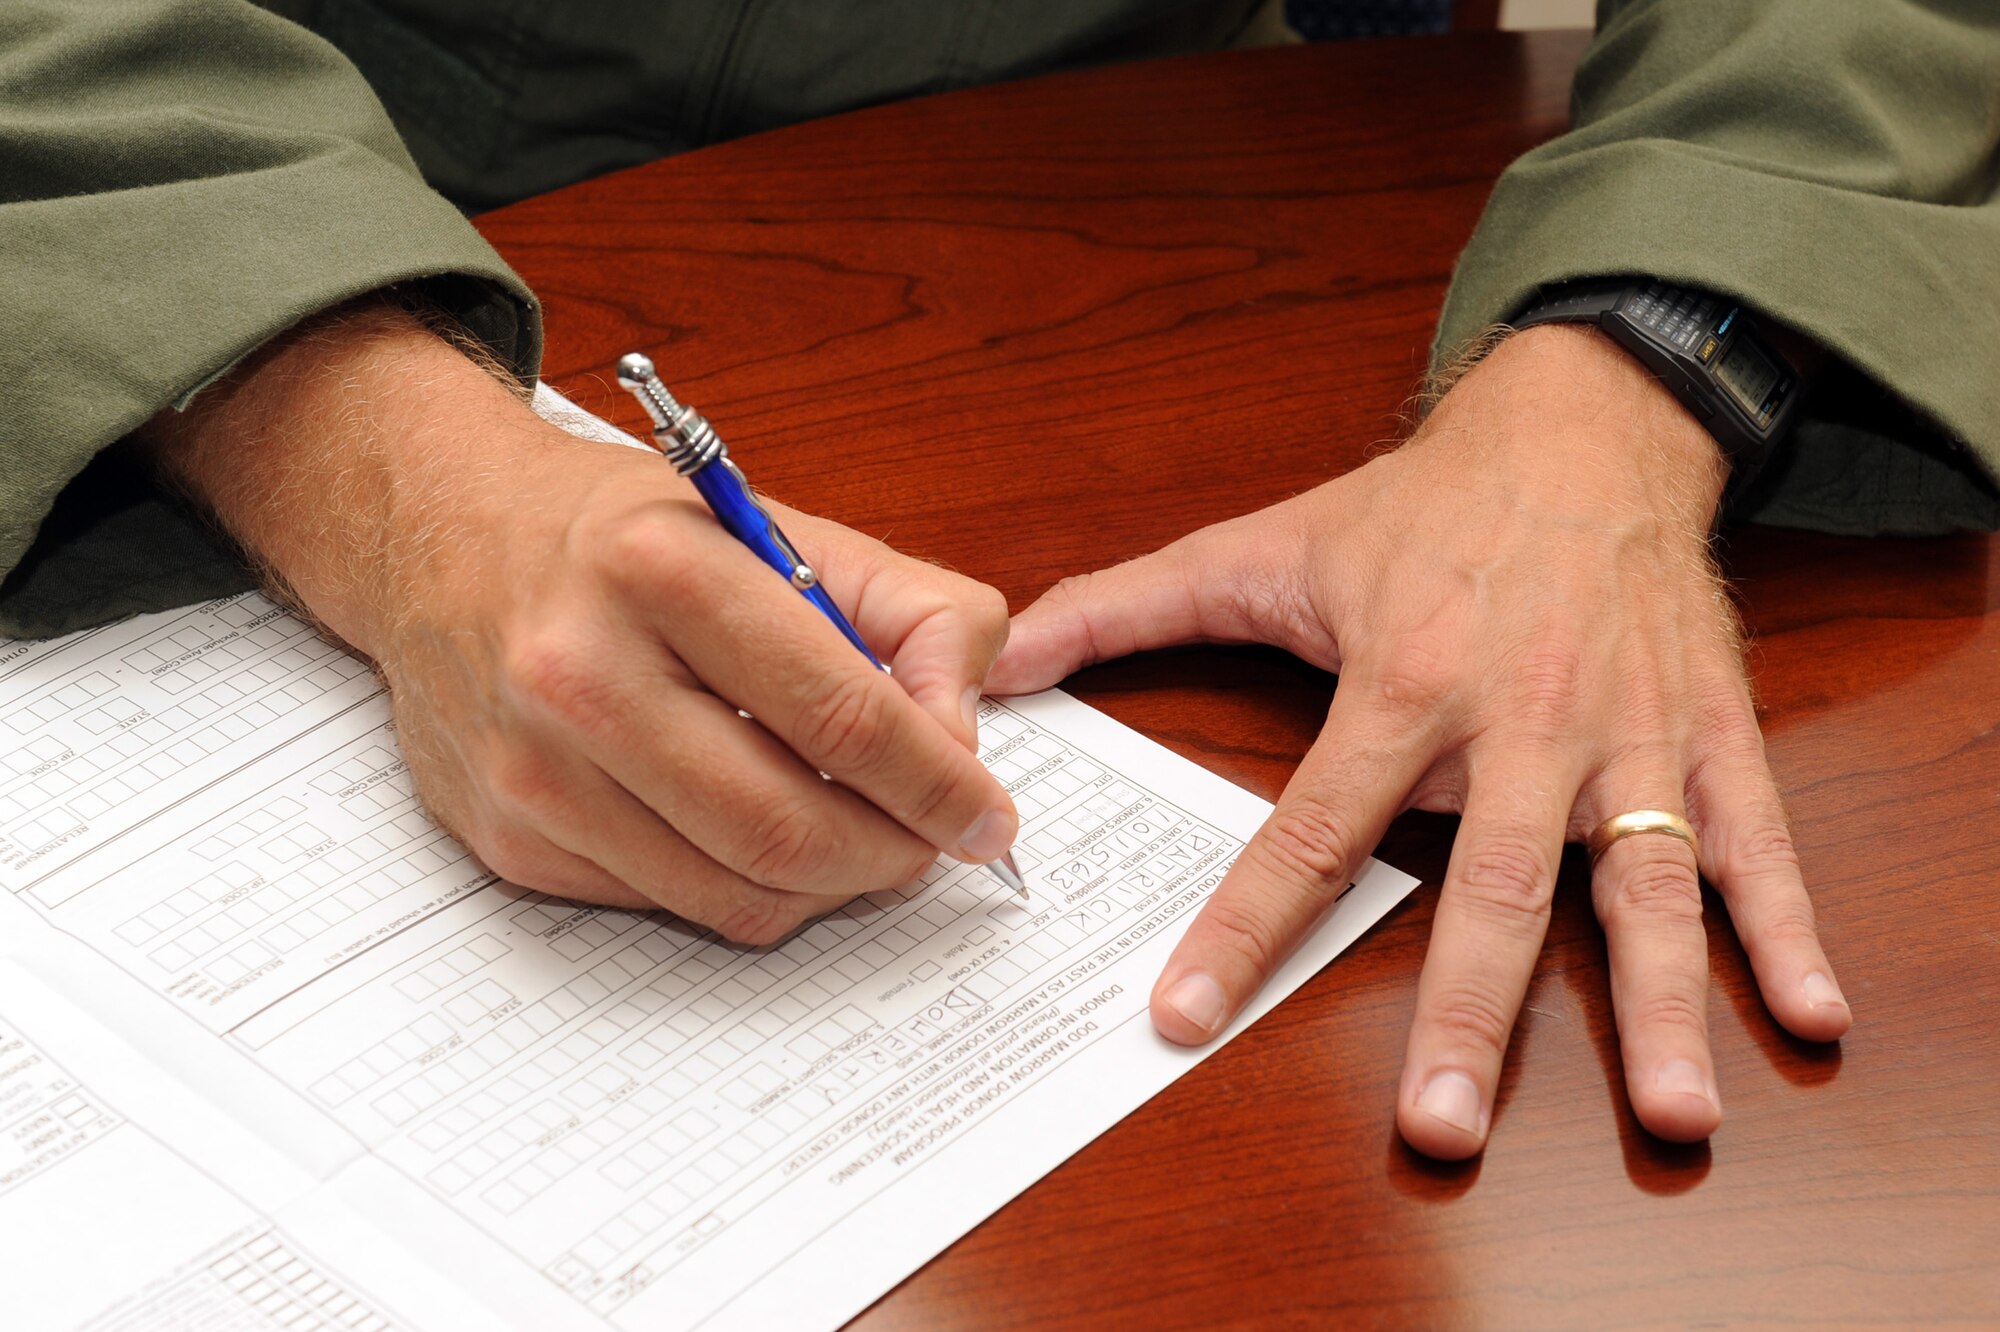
[1715,337,1781,419]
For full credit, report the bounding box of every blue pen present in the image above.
[616,353,1027,899]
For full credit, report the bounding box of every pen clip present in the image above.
[717,456,819,590]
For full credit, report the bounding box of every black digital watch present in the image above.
[1512,279,1810,497]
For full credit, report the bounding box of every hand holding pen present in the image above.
[133,301,1023,947]
[618,353,1026,899]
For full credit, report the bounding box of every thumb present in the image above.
[988,518,1283,694]
[886,592,1008,753]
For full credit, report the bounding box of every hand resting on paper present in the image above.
[138,300,1018,943]
[987,324,1853,1159]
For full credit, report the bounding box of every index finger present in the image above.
[772,505,1012,753]
[641,527,1021,867]
[1149,683,1437,1044]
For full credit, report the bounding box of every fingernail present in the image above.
[957,808,1015,863]
[1162,972,1228,1036]
[1655,1058,1717,1105]
[1802,971,1847,1011]
[1414,1070,1484,1136]
[960,686,981,744]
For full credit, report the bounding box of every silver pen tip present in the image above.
[986,850,1028,900]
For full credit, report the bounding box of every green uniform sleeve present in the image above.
[1435,0,2000,535]
[0,0,541,638]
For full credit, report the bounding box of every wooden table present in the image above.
[477,31,2000,1329]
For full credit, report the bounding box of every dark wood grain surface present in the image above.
[476,31,2000,1329]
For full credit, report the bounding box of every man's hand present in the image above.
[140,303,1018,942]
[987,324,1851,1158]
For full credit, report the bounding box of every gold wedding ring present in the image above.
[1587,809,1698,865]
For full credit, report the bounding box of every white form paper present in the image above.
[0,967,503,1332]
[0,391,1418,1331]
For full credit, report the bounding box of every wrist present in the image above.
[137,302,554,658]
[1457,323,1730,532]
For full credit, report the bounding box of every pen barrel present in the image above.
[687,460,884,668]
[798,582,880,663]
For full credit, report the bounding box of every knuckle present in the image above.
[1372,635,1455,720]
[1512,634,1584,726]
[1615,672,1675,742]
[1424,982,1518,1055]
[1047,566,1145,667]
[1212,561,1295,642]
[1627,986,1708,1037]
[1453,831,1554,919]
[795,671,897,773]
[1693,672,1760,742]
[1044,573,1102,657]
[474,823,550,889]
[1196,897,1289,980]
[483,751,563,822]
[583,506,692,596]
[1756,894,1821,946]
[738,797,840,891]
[967,581,1010,636]
[501,631,616,730]
[713,894,805,948]
[1047,572,1097,613]
[1718,813,1801,882]
[1254,795,1359,889]
[895,843,939,889]
[1604,847,1705,921]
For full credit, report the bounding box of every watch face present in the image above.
[1714,336,1782,421]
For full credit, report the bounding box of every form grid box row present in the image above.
[195,1230,398,1332]
[189,796,308,860]
[2,671,116,734]
[370,934,680,1125]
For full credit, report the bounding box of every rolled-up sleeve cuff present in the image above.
[1,145,540,638]
[1434,139,2000,535]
